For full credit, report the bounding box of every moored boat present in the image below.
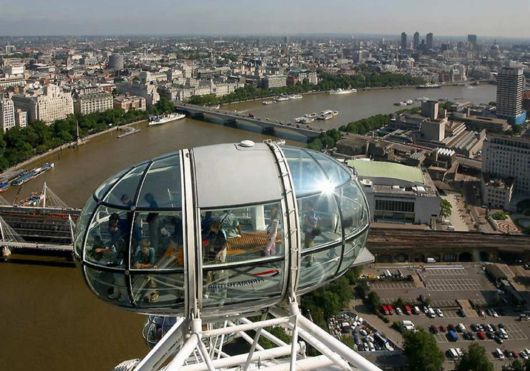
[148,113,186,126]
[329,88,357,95]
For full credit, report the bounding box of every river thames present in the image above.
[0,84,496,371]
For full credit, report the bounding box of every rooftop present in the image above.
[348,159,424,185]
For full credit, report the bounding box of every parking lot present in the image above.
[366,263,530,369]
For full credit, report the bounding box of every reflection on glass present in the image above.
[339,181,368,236]
[131,211,184,270]
[131,273,185,308]
[339,230,369,274]
[283,148,328,197]
[85,266,130,306]
[203,261,284,309]
[201,202,284,265]
[103,163,149,206]
[298,194,342,250]
[309,151,351,187]
[299,244,342,289]
[75,196,97,257]
[94,168,128,200]
[85,206,130,268]
[137,154,182,209]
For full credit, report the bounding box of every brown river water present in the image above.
[0,84,495,370]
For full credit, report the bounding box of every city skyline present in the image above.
[0,0,529,38]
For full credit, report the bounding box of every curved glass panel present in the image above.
[75,196,97,257]
[84,206,130,268]
[130,211,184,271]
[339,181,369,236]
[94,168,129,200]
[298,194,342,250]
[201,202,284,266]
[339,229,369,274]
[103,163,149,207]
[84,265,131,307]
[203,260,284,309]
[283,147,329,197]
[131,273,185,309]
[309,151,351,187]
[137,155,182,209]
[299,244,342,289]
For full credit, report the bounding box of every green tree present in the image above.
[440,199,452,218]
[367,291,381,310]
[403,328,444,371]
[455,343,494,371]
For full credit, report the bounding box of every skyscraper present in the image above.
[400,32,407,50]
[467,34,477,49]
[496,66,526,125]
[413,32,420,50]
[108,53,124,71]
[426,33,433,49]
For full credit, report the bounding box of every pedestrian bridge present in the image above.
[175,103,322,142]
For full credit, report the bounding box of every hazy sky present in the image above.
[0,0,529,38]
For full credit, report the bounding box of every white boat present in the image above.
[406,99,414,105]
[262,100,274,105]
[394,101,407,106]
[317,110,335,120]
[275,96,289,102]
[148,113,186,126]
[306,112,318,118]
[289,94,303,100]
[329,88,357,95]
[416,83,441,89]
[295,116,314,124]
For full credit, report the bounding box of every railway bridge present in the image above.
[175,103,322,143]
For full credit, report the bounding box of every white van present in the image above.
[495,348,505,359]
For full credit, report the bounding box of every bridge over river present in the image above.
[176,103,322,143]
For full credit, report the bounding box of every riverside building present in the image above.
[496,66,526,125]
[0,97,16,132]
[73,91,113,115]
[13,84,74,124]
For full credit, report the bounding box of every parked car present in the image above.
[429,325,439,334]
[413,306,421,315]
[435,308,444,317]
[477,331,486,340]
[404,304,412,315]
[395,307,403,315]
[494,348,505,359]
[494,335,503,344]
[439,325,446,333]
[447,330,459,342]
[457,323,466,333]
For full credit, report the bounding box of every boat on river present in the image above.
[11,163,55,186]
[416,83,441,89]
[148,113,186,126]
[329,88,357,95]
[317,110,338,120]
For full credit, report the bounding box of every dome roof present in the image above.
[74,142,371,319]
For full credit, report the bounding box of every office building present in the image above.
[400,32,407,49]
[0,97,16,132]
[113,95,146,112]
[413,32,420,50]
[262,75,287,89]
[482,134,530,196]
[426,33,434,49]
[108,53,124,71]
[421,118,446,142]
[481,174,514,209]
[467,34,477,49]
[348,159,440,224]
[15,109,27,128]
[12,84,74,124]
[421,100,439,120]
[496,66,526,125]
[74,91,113,115]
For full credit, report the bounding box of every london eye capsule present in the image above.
[74,141,371,320]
